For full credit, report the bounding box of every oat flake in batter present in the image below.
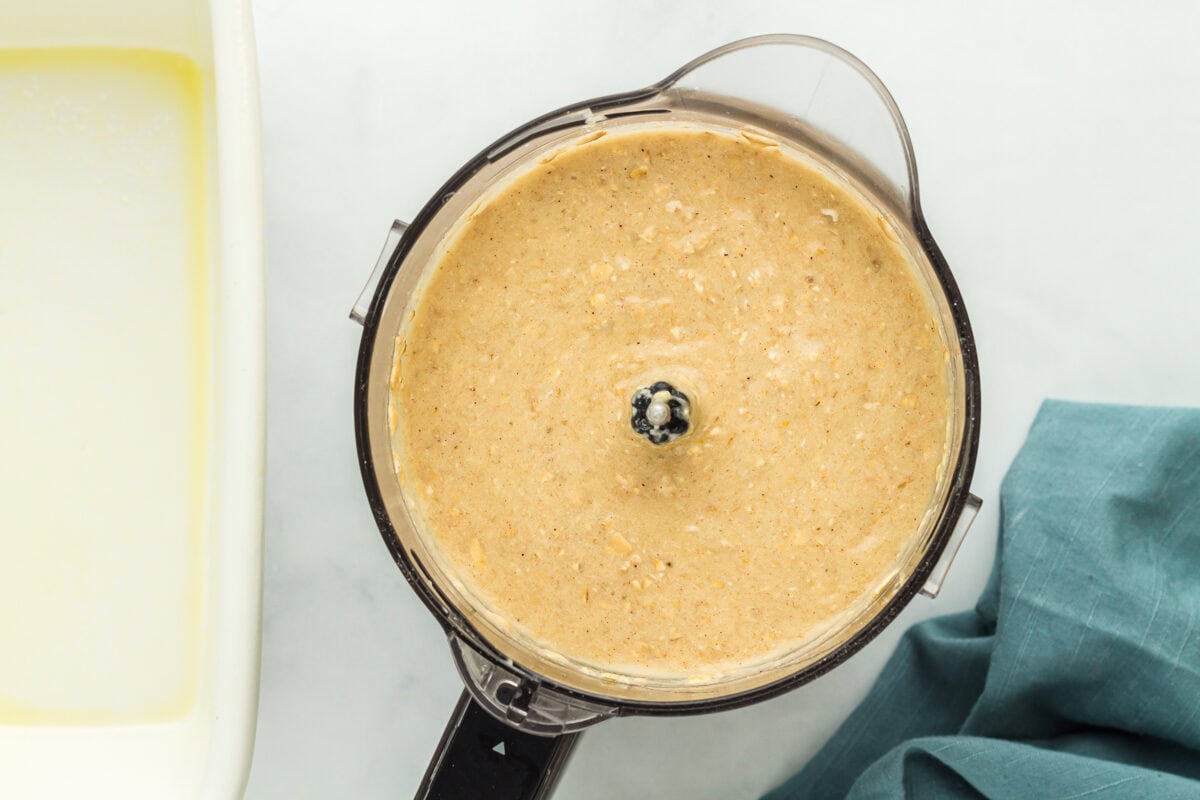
[391,126,951,678]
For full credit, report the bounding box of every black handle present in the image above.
[415,690,581,800]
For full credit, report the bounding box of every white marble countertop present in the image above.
[245,1,1200,797]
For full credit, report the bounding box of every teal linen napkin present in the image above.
[765,400,1200,800]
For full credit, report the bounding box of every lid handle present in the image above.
[920,492,982,598]
[350,219,409,325]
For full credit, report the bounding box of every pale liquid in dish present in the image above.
[0,49,208,722]
[391,127,951,677]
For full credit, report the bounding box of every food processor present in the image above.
[351,34,981,800]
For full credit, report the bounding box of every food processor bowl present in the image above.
[352,34,981,800]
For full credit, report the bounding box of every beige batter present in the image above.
[391,127,951,677]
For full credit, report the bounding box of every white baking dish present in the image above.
[0,0,263,797]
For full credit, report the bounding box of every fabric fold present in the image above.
[766,400,1200,800]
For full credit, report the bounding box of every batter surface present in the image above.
[392,127,951,677]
